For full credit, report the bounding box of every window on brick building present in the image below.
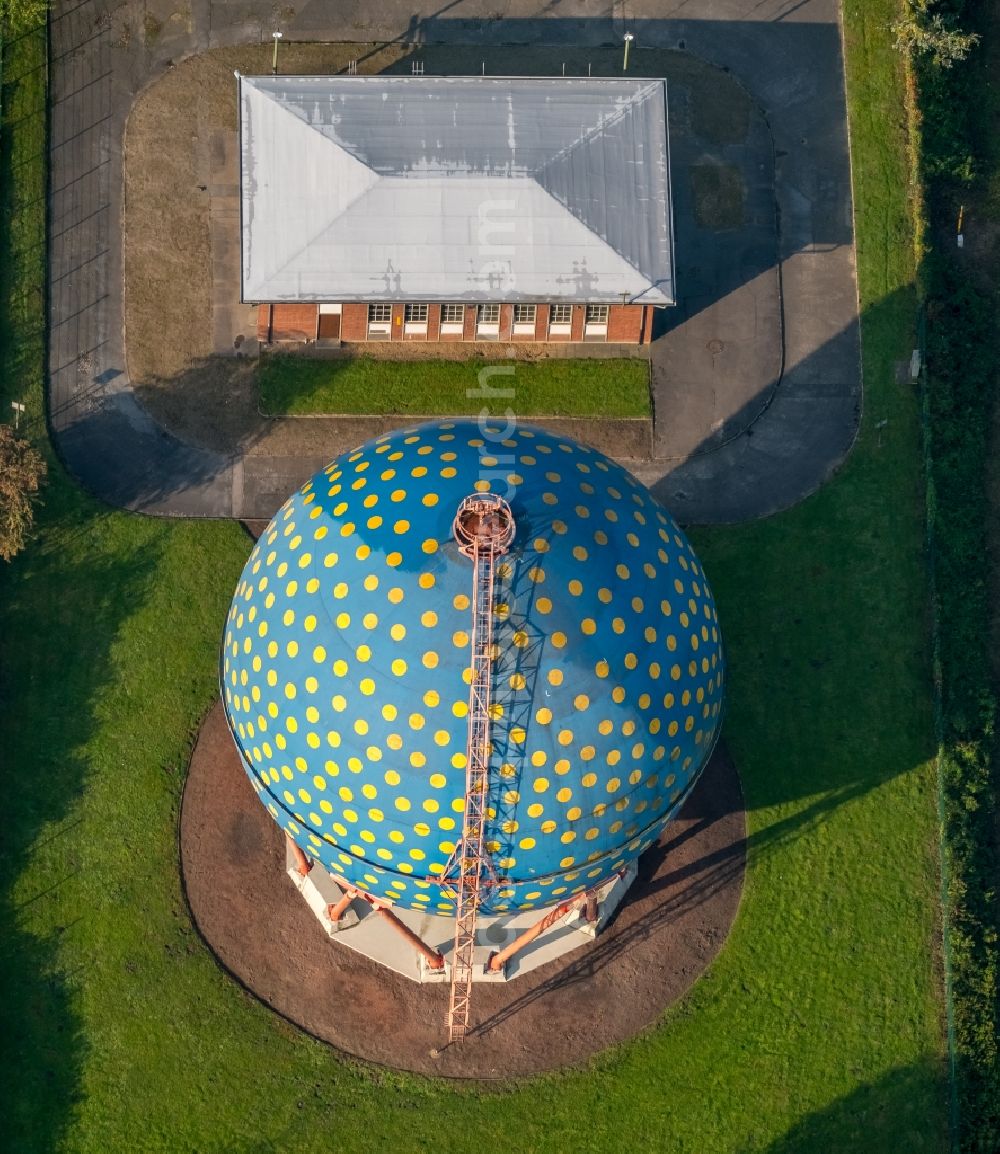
[404,303,428,323]
[477,304,501,325]
[513,304,536,325]
[585,304,609,324]
[368,303,391,323]
[550,304,573,326]
[441,304,465,325]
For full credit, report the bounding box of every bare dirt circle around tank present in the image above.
[180,700,747,1078]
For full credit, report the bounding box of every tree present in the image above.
[893,2,980,69]
[0,423,46,562]
[0,0,48,33]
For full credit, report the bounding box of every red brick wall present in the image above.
[265,300,652,345]
[341,304,368,342]
[270,304,317,342]
[607,304,645,344]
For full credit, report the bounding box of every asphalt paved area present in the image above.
[48,0,860,523]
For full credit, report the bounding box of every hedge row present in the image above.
[925,253,1000,1151]
[911,3,1000,1147]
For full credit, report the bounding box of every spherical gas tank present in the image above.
[222,420,724,915]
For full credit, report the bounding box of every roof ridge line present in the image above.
[527,180,659,298]
[249,86,382,291]
[262,83,379,179]
[528,80,662,180]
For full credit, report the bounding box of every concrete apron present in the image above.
[285,841,638,983]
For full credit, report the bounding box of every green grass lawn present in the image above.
[259,353,651,417]
[0,4,950,1151]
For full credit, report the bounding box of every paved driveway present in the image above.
[48,0,860,523]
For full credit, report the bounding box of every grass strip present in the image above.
[0,22,250,1151]
[258,353,651,417]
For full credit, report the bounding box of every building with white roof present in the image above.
[238,74,674,345]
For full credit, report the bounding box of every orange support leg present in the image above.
[286,832,312,877]
[327,892,355,923]
[487,900,574,973]
[351,889,446,970]
[374,904,446,971]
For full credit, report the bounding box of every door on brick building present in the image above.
[318,303,342,339]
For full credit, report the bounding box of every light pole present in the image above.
[623,31,634,72]
[272,30,283,75]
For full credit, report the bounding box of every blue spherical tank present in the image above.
[221,420,724,915]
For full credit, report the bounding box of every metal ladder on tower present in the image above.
[446,494,515,1043]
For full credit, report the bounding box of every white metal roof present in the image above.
[238,75,674,306]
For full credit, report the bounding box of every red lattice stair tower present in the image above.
[445,494,515,1042]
